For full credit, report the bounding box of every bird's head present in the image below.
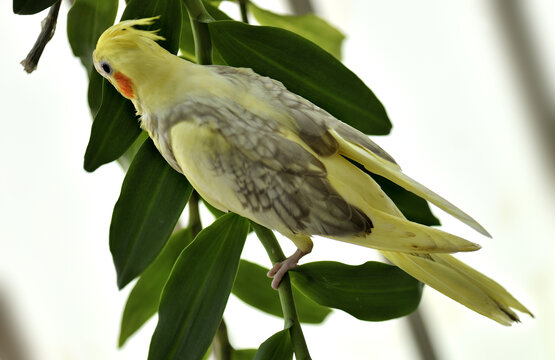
[92,17,166,101]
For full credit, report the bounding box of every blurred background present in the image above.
[1,0,554,359]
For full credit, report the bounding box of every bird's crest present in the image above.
[96,16,165,50]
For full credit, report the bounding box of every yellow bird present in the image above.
[93,17,531,325]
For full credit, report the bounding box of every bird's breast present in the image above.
[168,121,245,214]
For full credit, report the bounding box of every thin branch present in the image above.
[183,0,214,64]
[183,0,213,22]
[252,223,311,360]
[189,18,213,65]
[213,320,232,360]
[238,0,249,24]
[20,0,62,73]
[187,191,203,236]
[182,0,214,65]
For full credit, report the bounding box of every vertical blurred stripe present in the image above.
[287,0,314,15]
[492,0,555,172]
[0,293,28,360]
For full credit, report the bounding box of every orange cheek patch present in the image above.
[114,71,134,99]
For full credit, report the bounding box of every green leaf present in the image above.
[67,0,118,71]
[13,0,56,14]
[291,261,423,321]
[148,213,250,360]
[83,0,182,171]
[119,228,194,347]
[253,328,293,360]
[208,20,391,135]
[83,81,141,172]
[87,69,103,117]
[117,131,149,171]
[250,3,344,59]
[344,157,440,226]
[232,260,331,324]
[179,4,195,60]
[110,139,192,289]
[232,349,257,360]
[204,1,231,20]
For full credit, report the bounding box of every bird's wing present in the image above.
[165,97,373,238]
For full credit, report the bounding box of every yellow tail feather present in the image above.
[381,251,532,325]
[333,206,481,254]
[331,130,491,237]
[321,131,530,324]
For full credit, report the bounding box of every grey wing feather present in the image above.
[214,132,373,236]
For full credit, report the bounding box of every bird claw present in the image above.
[267,248,307,290]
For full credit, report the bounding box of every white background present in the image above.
[1,0,554,359]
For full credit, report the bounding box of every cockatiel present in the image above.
[93,17,531,325]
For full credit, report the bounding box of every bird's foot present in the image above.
[267,248,308,290]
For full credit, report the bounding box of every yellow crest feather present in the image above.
[97,16,165,50]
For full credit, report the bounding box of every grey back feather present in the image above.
[209,65,398,165]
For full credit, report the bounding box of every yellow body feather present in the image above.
[93,18,532,324]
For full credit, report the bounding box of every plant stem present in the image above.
[183,0,213,22]
[238,0,249,23]
[252,223,311,360]
[182,0,214,65]
[213,320,232,360]
[187,191,202,236]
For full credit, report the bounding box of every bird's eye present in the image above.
[100,61,113,75]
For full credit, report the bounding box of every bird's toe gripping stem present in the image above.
[267,247,311,290]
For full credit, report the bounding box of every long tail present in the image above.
[381,251,533,325]
[325,129,531,324]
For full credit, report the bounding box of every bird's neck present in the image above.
[121,53,203,115]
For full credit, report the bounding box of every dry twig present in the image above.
[20,0,62,73]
